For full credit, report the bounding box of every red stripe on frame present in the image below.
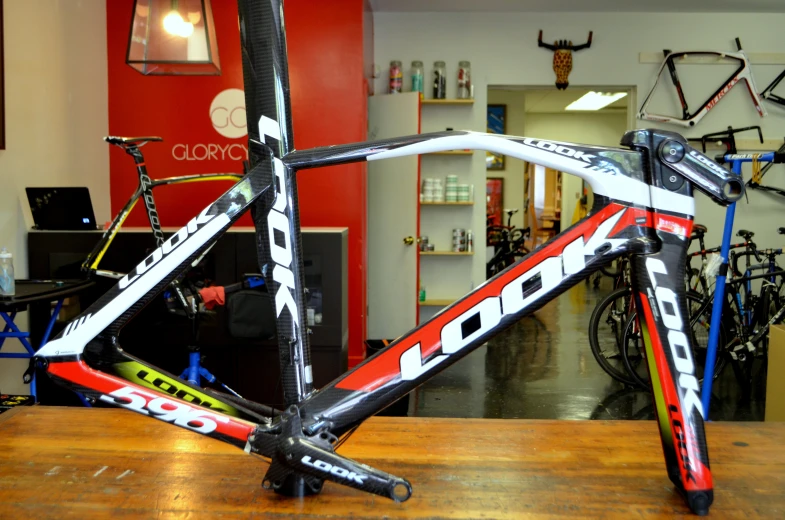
[608,207,651,238]
[337,203,629,393]
[47,361,255,443]
[654,213,693,238]
[638,295,712,492]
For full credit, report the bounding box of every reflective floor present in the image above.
[412,277,767,421]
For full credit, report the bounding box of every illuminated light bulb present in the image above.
[163,11,185,35]
[178,22,194,37]
[187,11,202,25]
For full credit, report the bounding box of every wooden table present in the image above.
[0,407,783,519]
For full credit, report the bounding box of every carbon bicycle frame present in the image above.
[32,0,745,515]
[761,67,785,107]
[639,44,766,127]
[83,141,242,279]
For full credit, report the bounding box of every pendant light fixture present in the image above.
[127,0,221,75]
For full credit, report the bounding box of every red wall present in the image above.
[106,0,369,364]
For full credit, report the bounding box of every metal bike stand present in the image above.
[0,279,93,402]
[701,151,784,417]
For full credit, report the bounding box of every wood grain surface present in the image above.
[0,406,782,519]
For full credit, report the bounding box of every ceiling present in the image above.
[370,0,785,12]
[507,89,628,113]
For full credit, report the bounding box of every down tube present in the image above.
[300,201,655,435]
[629,238,713,514]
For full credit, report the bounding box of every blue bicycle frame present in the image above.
[701,151,782,416]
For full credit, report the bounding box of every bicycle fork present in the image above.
[629,238,713,515]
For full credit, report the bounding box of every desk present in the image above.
[0,407,783,518]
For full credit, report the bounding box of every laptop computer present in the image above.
[25,187,97,231]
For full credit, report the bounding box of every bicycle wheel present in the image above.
[621,292,727,388]
[588,286,637,385]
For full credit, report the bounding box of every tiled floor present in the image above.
[412,278,767,421]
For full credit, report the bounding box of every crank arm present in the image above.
[264,436,413,502]
[251,405,412,502]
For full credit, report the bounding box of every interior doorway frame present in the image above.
[486,84,637,132]
[484,84,636,243]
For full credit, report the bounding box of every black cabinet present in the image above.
[27,227,348,408]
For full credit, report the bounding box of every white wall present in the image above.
[0,1,109,393]
[375,11,785,278]
[523,111,627,226]
[487,90,526,230]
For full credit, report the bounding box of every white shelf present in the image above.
[639,52,785,65]
[420,299,455,306]
[420,251,474,256]
[421,99,475,106]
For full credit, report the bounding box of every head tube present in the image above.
[622,129,744,205]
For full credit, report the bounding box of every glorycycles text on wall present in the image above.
[172,88,249,162]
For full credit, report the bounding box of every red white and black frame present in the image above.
[638,38,767,127]
[31,0,745,515]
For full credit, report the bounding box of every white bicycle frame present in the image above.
[639,49,767,127]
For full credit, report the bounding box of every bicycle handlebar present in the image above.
[715,151,785,164]
[729,269,785,286]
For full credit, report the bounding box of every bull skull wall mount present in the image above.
[537,30,593,90]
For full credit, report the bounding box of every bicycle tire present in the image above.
[588,286,637,385]
[620,292,727,389]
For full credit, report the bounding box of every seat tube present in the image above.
[126,145,164,247]
[238,0,312,406]
[261,158,313,405]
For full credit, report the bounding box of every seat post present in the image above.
[124,144,164,248]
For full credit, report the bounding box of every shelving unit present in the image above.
[417,96,476,323]
[420,201,474,206]
[421,99,475,106]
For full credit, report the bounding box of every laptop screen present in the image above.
[26,187,97,231]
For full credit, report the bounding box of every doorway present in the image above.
[485,86,631,244]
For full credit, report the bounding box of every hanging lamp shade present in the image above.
[127,0,221,75]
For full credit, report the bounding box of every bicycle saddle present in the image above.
[693,224,707,235]
[737,229,754,240]
[104,136,163,147]
[504,208,519,215]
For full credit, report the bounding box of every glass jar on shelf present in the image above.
[411,60,424,100]
[389,60,403,94]
[433,61,446,99]
[457,61,472,99]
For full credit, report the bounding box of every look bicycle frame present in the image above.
[32,1,743,515]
